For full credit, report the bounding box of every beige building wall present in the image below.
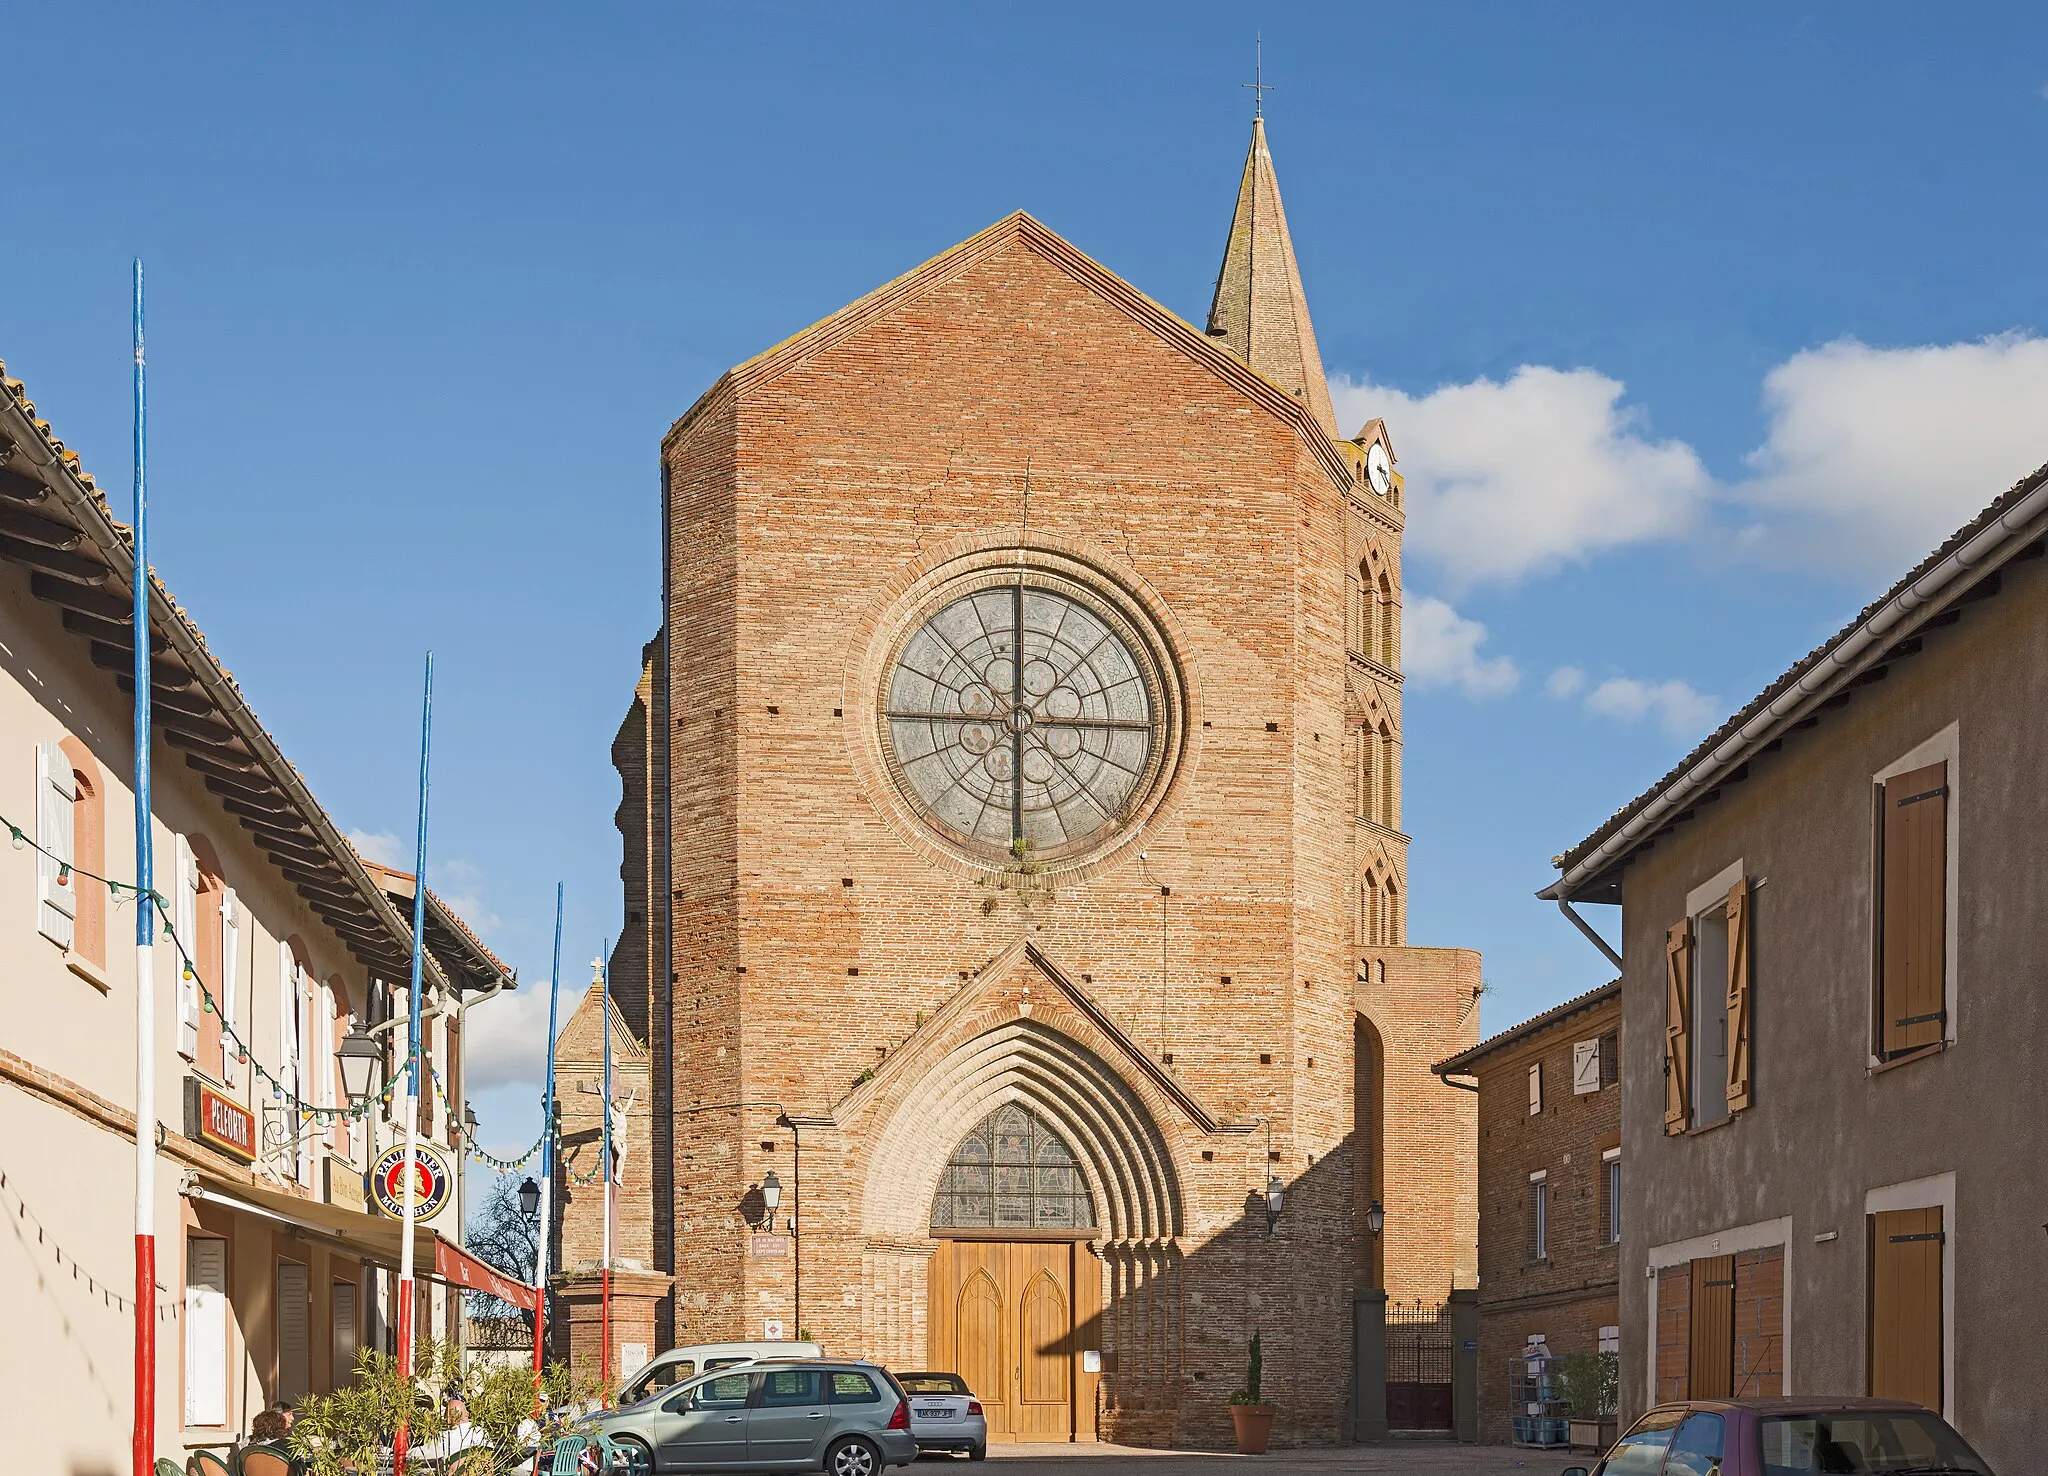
[0,436,471,1472]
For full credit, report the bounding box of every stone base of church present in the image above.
[555,1266,674,1396]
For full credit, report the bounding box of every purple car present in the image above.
[1562,1397,1993,1476]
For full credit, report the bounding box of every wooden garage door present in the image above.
[1869,1207,1943,1411]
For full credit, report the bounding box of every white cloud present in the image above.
[1402,596,1519,698]
[1733,335,2048,574]
[460,979,556,1095]
[1330,333,2048,587]
[1582,676,1721,741]
[347,829,405,868]
[1546,666,1586,699]
[431,858,502,935]
[1331,367,1711,586]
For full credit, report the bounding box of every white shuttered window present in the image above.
[277,1261,310,1401]
[221,890,242,1085]
[35,741,76,947]
[175,835,199,1059]
[184,1237,229,1426]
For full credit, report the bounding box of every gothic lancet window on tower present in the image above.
[930,1103,1096,1231]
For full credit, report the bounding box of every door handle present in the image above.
[723,1415,743,1423]
[806,1412,826,1420]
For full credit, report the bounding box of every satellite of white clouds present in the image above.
[1402,596,1519,698]
[1581,675,1722,741]
[1329,333,2048,589]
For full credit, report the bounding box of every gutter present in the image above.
[1430,1063,1479,1094]
[1545,473,2048,903]
[3,393,452,993]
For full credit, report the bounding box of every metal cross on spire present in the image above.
[1242,33,1275,119]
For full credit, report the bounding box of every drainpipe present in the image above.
[1556,899,1624,973]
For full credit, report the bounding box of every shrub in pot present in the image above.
[1227,1332,1276,1454]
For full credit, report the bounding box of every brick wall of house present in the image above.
[1466,990,1621,1444]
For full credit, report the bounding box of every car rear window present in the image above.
[1759,1412,1992,1475]
[829,1372,882,1403]
[899,1374,970,1395]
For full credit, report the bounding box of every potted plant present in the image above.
[1227,1332,1276,1454]
[1556,1351,1619,1453]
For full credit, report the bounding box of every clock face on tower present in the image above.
[881,576,1171,863]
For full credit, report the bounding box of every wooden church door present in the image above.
[929,1238,1086,1442]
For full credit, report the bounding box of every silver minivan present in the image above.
[573,1359,918,1475]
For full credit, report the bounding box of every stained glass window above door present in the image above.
[930,1103,1095,1231]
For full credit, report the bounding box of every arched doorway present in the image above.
[926,1102,1102,1442]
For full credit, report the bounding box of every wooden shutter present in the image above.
[1687,1254,1735,1398]
[220,891,242,1086]
[35,741,76,947]
[1572,1039,1601,1095]
[1869,1206,1943,1410]
[446,1019,462,1147]
[277,1261,310,1400]
[185,1237,229,1426]
[175,836,200,1059]
[1656,1266,1691,1403]
[1725,877,1753,1113]
[1880,762,1947,1055]
[1665,919,1693,1134]
[332,1281,358,1386]
[1528,1061,1543,1116]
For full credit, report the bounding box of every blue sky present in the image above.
[4,5,2045,1158]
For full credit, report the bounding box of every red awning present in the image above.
[432,1237,539,1312]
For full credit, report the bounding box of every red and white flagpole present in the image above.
[393,655,435,1476]
[130,257,158,1476]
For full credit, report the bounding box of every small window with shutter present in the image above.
[1875,752,1951,1060]
[1572,1039,1601,1095]
[1528,1061,1543,1116]
[1527,1171,1548,1262]
[34,741,77,948]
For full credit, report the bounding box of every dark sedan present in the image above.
[1563,1397,1992,1476]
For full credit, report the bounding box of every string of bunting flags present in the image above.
[7,811,413,1124]
[7,811,615,1190]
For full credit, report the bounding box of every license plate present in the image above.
[917,1407,955,1419]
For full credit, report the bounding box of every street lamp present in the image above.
[1366,1199,1386,1237]
[337,1025,383,1105]
[1264,1173,1285,1238]
[518,1177,541,1220]
[761,1170,784,1231]
[462,1102,478,1144]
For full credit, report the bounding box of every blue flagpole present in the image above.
[532,884,563,1394]
[393,654,433,1476]
[129,256,157,1476]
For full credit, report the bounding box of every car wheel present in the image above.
[613,1437,655,1475]
[825,1435,883,1476]
[967,1444,986,1462]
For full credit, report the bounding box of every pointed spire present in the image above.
[1205,118,1339,438]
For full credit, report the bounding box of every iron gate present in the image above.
[1386,1299,1454,1431]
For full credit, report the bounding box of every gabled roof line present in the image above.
[1431,980,1620,1078]
[1544,459,2048,902]
[661,211,1358,492]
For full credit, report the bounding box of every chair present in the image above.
[591,1436,624,1474]
[191,1451,237,1476]
[546,1436,587,1476]
[240,1450,293,1476]
[157,1461,186,1476]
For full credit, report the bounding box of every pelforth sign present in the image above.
[182,1078,256,1162]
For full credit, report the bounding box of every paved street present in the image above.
[974,1443,1576,1474]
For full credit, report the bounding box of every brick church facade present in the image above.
[553,121,1481,1447]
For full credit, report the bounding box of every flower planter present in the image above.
[1568,1417,1618,1452]
[1230,1404,1277,1454]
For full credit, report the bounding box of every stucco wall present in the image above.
[1609,549,2048,1472]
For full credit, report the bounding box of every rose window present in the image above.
[882,579,1166,861]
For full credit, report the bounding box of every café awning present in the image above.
[185,1174,537,1309]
